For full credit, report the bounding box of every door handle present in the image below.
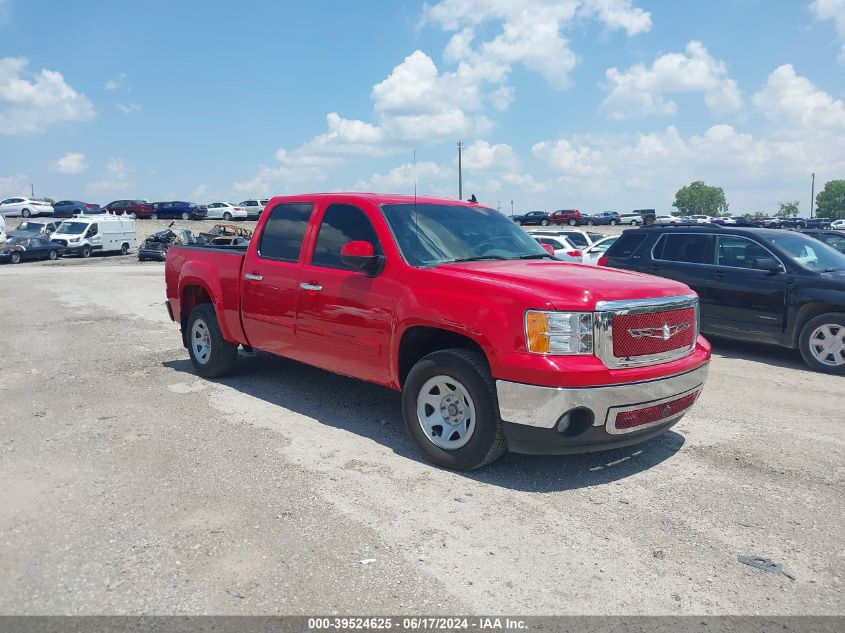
[300,282,322,292]
[244,273,263,281]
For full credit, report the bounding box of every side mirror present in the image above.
[753,257,783,274]
[541,243,555,256]
[340,241,383,276]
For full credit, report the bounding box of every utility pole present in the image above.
[810,172,815,218]
[511,200,514,216]
[457,141,463,200]
[30,183,35,198]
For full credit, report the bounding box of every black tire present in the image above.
[609,219,618,226]
[630,219,638,225]
[187,304,239,378]
[587,220,595,226]
[568,218,577,226]
[182,212,190,220]
[540,219,549,226]
[223,212,232,221]
[80,245,91,258]
[120,243,129,255]
[150,213,158,220]
[515,220,522,226]
[48,249,57,260]
[402,348,506,470]
[10,251,21,264]
[798,313,845,375]
[21,209,31,218]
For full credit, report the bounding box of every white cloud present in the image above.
[0,57,95,134]
[104,72,127,91]
[189,184,209,201]
[811,0,845,65]
[602,41,742,120]
[355,161,450,192]
[752,64,845,134]
[53,152,88,175]
[579,0,651,35]
[0,174,29,198]
[461,140,520,172]
[117,102,141,115]
[87,158,130,194]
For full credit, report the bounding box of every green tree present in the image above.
[776,201,800,218]
[815,180,845,220]
[672,181,730,216]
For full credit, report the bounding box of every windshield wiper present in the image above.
[517,253,555,260]
[441,255,508,264]
[822,267,845,273]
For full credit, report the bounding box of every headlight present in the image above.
[70,237,80,242]
[525,311,594,355]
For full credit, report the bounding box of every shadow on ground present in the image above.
[707,335,809,372]
[163,351,686,492]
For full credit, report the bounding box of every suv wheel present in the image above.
[609,219,618,226]
[120,243,129,255]
[187,304,239,377]
[182,212,191,220]
[540,219,549,226]
[402,348,506,470]
[799,313,845,375]
[568,218,577,226]
[630,219,639,225]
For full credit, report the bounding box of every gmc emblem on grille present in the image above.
[628,322,691,341]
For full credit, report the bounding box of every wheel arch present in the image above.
[396,324,491,389]
[791,301,845,347]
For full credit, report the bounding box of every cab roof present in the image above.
[265,192,481,207]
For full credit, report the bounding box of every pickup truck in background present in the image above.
[165,193,711,470]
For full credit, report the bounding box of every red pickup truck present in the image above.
[165,193,710,470]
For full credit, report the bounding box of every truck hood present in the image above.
[431,260,694,310]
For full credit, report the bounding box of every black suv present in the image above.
[601,225,845,374]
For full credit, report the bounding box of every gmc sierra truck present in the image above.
[165,193,711,470]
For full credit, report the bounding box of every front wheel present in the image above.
[568,218,577,226]
[182,212,191,220]
[80,245,91,258]
[223,212,232,221]
[515,220,522,226]
[120,243,129,255]
[48,249,57,260]
[187,304,239,377]
[799,313,845,375]
[21,209,31,218]
[609,219,618,226]
[402,348,506,470]
[10,251,21,264]
[540,219,549,226]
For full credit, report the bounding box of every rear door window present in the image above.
[653,233,715,265]
[605,232,648,258]
[258,202,314,262]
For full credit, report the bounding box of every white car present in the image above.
[831,219,845,229]
[238,199,270,219]
[530,228,603,249]
[206,202,248,221]
[581,235,619,265]
[689,214,713,224]
[654,215,683,225]
[619,213,644,225]
[532,235,583,263]
[0,197,55,218]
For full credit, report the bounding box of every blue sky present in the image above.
[1,0,844,215]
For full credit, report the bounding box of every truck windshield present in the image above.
[381,203,548,266]
[54,222,87,235]
[763,232,845,272]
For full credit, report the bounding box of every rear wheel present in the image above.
[80,245,91,258]
[120,243,129,255]
[10,251,21,264]
[150,213,158,220]
[187,304,239,377]
[515,220,522,226]
[540,219,549,226]
[799,313,845,375]
[609,219,618,226]
[181,212,190,220]
[48,249,57,260]
[402,348,506,470]
[568,218,577,226]
[223,212,232,221]
[21,209,31,218]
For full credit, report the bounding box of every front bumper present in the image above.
[497,363,708,455]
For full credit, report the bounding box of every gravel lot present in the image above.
[0,223,843,615]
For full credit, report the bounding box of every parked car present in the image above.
[550,209,582,226]
[800,229,845,254]
[581,235,619,265]
[688,215,714,224]
[511,211,550,226]
[197,224,252,244]
[51,216,137,258]
[9,220,61,238]
[584,211,620,226]
[52,200,101,218]
[831,219,845,229]
[654,215,685,225]
[0,235,64,263]
[806,218,833,229]
[600,225,845,374]
[165,193,710,469]
[530,234,583,262]
[709,216,737,225]
[619,213,645,226]
[238,199,270,219]
[779,217,806,229]
[206,202,248,221]
[139,227,196,262]
[102,200,156,219]
[633,209,657,225]
[0,197,54,218]
[531,229,603,249]
[151,201,208,221]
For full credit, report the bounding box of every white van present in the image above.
[51,215,137,258]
